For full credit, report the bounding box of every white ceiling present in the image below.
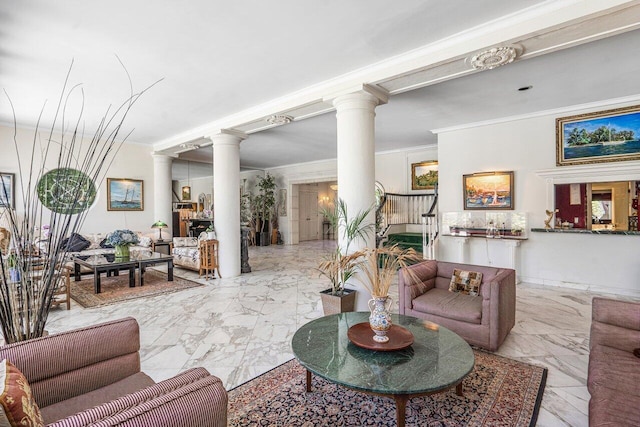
[2,1,640,179]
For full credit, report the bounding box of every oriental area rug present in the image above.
[228,350,547,427]
[70,270,202,308]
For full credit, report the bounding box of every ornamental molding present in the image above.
[467,46,520,71]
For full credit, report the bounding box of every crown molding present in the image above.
[153,0,639,153]
[431,94,640,134]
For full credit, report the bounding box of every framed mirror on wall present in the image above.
[555,180,639,231]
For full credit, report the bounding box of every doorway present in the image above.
[299,190,319,241]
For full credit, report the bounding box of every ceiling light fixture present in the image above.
[468,46,518,71]
[266,115,293,126]
[518,85,533,91]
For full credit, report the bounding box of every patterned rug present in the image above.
[228,350,547,427]
[70,270,202,308]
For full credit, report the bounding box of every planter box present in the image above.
[319,288,356,315]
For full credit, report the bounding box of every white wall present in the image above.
[174,176,213,207]
[436,100,640,296]
[0,125,155,236]
[375,146,438,194]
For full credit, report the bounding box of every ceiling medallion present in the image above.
[266,115,293,126]
[468,46,518,71]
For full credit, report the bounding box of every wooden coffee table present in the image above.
[291,312,475,427]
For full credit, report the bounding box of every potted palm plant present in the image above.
[317,198,374,315]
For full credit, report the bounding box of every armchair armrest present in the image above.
[49,368,227,427]
[590,297,640,352]
[484,268,516,352]
[398,260,437,315]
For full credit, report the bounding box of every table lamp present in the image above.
[151,220,168,242]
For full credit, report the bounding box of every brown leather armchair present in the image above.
[398,260,516,351]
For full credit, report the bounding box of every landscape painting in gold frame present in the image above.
[411,161,438,190]
[463,171,513,210]
[556,104,640,166]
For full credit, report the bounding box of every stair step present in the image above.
[387,232,423,244]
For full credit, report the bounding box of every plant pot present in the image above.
[319,288,356,315]
[258,231,271,246]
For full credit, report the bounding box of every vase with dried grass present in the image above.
[0,62,158,343]
[345,244,422,342]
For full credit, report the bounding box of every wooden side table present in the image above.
[152,240,173,255]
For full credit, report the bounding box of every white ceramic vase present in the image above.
[368,296,393,343]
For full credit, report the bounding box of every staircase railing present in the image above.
[376,191,437,247]
[422,186,438,260]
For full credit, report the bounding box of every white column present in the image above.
[211,130,246,278]
[152,153,174,239]
[331,86,388,310]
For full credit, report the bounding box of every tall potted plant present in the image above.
[317,198,374,315]
[0,64,155,343]
[253,174,276,246]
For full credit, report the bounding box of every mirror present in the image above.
[555,181,639,231]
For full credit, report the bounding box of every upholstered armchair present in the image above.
[398,260,516,351]
[0,317,227,426]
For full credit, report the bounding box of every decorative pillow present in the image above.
[0,359,44,427]
[449,269,483,296]
[60,233,91,252]
[138,236,152,247]
[99,238,114,249]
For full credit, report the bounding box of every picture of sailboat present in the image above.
[107,178,144,211]
[601,124,628,146]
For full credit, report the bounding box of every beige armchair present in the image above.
[398,260,516,351]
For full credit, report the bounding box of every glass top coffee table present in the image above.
[291,312,475,427]
[73,252,174,294]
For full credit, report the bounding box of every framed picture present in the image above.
[556,104,640,166]
[0,173,14,208]
[181,185,191,201]
[411,161,438,190]
[463,171,514,210]
[107,178,144,211]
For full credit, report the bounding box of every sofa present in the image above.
[398,260,516,351]
[588,297,640,426]
[0,317,227,426]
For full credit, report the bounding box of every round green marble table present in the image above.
[291,312,475,427]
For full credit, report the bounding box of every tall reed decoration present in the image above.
[0,62,157,343]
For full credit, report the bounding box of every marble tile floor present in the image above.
[44,240,619,426]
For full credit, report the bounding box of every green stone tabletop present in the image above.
[292,312,474,396]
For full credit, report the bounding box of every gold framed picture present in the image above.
[556,104,640,166]
[411,161,438,190]
[463,171,514,210]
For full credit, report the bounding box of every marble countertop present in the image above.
[531,228,640,236]
[291,312,474,395]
